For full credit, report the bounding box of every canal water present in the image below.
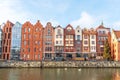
[0,68,120,80]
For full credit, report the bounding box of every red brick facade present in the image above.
[20,21,43,60]
[21,21,34,60]
[64,24,75,59]
[96,24,110,56]
[33,20,43,60]
[43,22,54,60]
[2,21,14,60]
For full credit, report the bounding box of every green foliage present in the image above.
[103,39,111,60]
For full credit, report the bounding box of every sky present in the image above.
[0,0,120,29]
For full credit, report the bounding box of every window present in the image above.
[103,31,105,34]
[77,41,80,44]
[27,54,29,59]
[78,30,79,32]
[45,53,51,58]
[34,35,37,38]
[46,35,52,38]
[56,41,58,44]
[60,35,62,38]
[28,34,31,39]
[84,41,88,44]
[35,41,38,45]
[70,41,73,44]
[56,35,58,38]
[99,31,101,34]
[28,48,30,52]
[8,33,11,39]
[45,47,52,51]
[28,28,30,32]
[66,41,69,44]
[48,29,51,34]
[70,35,73,39]
[38,54,40,59]
[24,54,26,58]
[60,41,62,44]
[100,47,104,52]
[24,28,26,32]
[77,35,80,40]
[24,34,26,39]
[91,35,94,39]
[6,28,8,32]
[36,28,39,32]
[58,29,61,35]
[45,41,52,45]
[39,48,41,52]
[92,41,95,44]
[38,41,40,45]
[9,28,11,32]
[84,35,87,39]
[98,41,103,45]
[34,48,36,52]
[66,35,69,39]
[24,41,26,45]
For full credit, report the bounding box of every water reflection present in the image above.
[0,68,120,80]
[113,70,120,80]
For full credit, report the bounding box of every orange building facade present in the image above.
[111,30,120,61]
[33,21,43,60]
[20,21,33,60]
[20,21,43,60]
[2,21,14,60]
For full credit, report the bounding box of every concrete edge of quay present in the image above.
[0,61,120,68]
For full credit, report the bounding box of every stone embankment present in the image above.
[0,61,120,68]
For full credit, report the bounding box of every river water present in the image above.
[0,68,120,80]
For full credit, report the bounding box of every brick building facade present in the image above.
[64,24,75,60]
[2,21,14,60]
[96,23,110,56]
[43,22,54,60]
[20,21,33,60]
[33,20,43,60]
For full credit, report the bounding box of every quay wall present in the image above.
[0,61,120,68]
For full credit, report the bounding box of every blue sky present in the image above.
[0,0,120,29]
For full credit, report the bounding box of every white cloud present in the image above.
[0,0,31,24]
[71,12,95,28]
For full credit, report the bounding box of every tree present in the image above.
[103,39,111,60]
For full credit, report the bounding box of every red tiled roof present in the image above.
[113,30,120,39]
[96,24,110,30]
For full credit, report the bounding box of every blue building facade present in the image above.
[11,22,22,60]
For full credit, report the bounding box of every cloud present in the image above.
[71,12,95,28]
[0,0,32,24]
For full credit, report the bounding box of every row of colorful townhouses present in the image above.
[0,20,120,61]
